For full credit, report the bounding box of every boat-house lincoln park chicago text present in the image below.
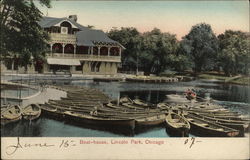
[1,15,125,75]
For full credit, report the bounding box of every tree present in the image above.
[0,0,51,71]
[218,30,250,76]
[181,23,219,73]
[140,28,179,75]
[108,27,141,71]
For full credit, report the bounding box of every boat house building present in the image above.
[1,15,124,75]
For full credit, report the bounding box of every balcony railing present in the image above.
[47,53,121,62]
[49,33,77,44]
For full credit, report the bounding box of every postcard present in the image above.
[1,0,249,159]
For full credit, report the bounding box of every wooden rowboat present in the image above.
[1,105,22,125]
[188,112,248,136]
[39,104,66,119]
[186,114,239,137]
[165,112,190,137]
[135,114,166,126]
[64,111,135,130]
[120,96,134,104]
[22,104,41,121]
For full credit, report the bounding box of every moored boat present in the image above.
[119,96,134,104]
[39,103,66,119]
[165,112,190,137]
[165,94,191,103]
[1,105,22,125]
[64,111,135,130]
[186,114,239,137]
[135,114,166,127]
[22,104,41,121]
[188,112,248,136]
[133,98,156,108]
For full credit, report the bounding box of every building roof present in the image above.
[76,30,117,46]
[39,16,125,49]
[39,16,89,31]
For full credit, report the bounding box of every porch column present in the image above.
[98,46,101,56]
[91,47,93,55]
[108,47,110,56]
[50,43,53,56]
[11,60,14,71]
[119,47,121,56]
[74,45,76,57]
[62,43,65,57]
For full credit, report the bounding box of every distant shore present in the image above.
[196,73,249,86]
[1,72,249,85]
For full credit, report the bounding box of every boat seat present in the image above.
[170,119,180,123]
[215,128,224,131]
[199,123,208,127]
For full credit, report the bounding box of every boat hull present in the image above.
[165,113,190,137]
[1,116,22,126]
[1,105,22,126]
[22,104,41,121]
[188,121,238,137]
[135,114,166,127]
[64,112,135,130]
[165,124,190,137]
[186,116,240,137]
[22,111,41,121]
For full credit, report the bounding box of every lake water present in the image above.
[1,79,249,137]
[1,87,38,99]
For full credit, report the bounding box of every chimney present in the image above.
[69,15,77,22]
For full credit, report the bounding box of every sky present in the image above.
[37,1,249,40]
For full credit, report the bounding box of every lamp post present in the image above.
[136,52,138,76]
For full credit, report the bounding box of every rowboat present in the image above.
[165,94,193,103]
[48,100,98,109]
[165,112,190,137]
[133,98,156,108]
[105,102,122,110]
[188,112,249,136]
[64,111,135,129]
[187,109,240,117]
[1,105,22,125]
[121,103,146,110]
[39,104,66,119]
[22,104,41,121]
[46,102,94,113]
[60,99,109,105]
[186,114,239,137]
[120,96,134,104]
[135,114,166,127]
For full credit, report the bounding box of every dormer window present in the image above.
[60,21,72,34]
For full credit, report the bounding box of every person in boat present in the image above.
[185,89,196,100]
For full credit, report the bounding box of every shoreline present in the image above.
[1,72,249,86]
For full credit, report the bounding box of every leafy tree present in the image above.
[140,28,179,75]
[181,23,219,73]
[108,27,180,75]
[108,27,141,71]
[218,30,250,76]
[0,0,51,71]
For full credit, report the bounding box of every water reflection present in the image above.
[1,87,38,98]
